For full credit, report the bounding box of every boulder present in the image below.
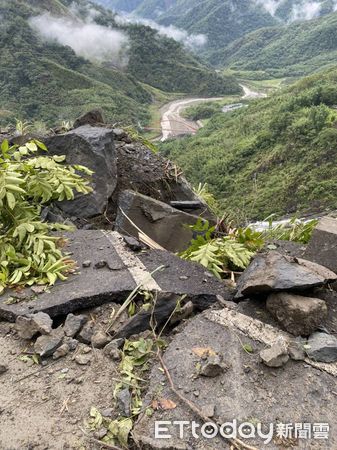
[45,126,117,218]
[114,138,212,219]
[260,340,289,368]
[115,190,205,252]
[266,293,328,336]
[235,251,337,299]
[306,332,337,363]
[304,217,337,273]
[15,312,53,339]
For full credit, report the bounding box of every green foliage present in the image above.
[181,215,318,277]
[0,139,92,293]
[218,11,337,77]
[125,24,240,96]
[262,216,319,244]
[194,183,219,215]
[162,68,337,220]
[180,220,255,278]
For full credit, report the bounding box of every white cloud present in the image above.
[115,14,207,50]
[290,1,322,21]
[29,13,129,68]
[253,0,284,16]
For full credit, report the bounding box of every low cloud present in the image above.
[115,14,207,50]
[290,1,321,21]
[253,0,283,16]
[29,13,129,68]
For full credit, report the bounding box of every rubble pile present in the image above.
[1,113,337,449]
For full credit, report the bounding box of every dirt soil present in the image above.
[0,306,124,450]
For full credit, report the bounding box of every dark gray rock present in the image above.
[235,251,337,299]
[116,388,131,417]
[306,332,337,363]
[266,292,328,336]
[305,217,337,273]
[15,312,53,339]
[260,341,289,368]
[0,364,8,375]
[78,321,95,345]
[123,235,143,251]
[115,190,206,252]
[34,328,64,357]
[63,313,87,338]
[45,126,117,218]
[113,291,220,340]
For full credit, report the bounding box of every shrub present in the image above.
[0,139,92,294]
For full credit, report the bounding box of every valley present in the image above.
[159,84,266,141]
[1,1,337,450]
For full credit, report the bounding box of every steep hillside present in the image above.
[100,0,277,53]
[0,0,239,127]
[99,0,337,58]
[216,11,337,76]
[161,68,337,220]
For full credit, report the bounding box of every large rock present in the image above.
[235,251,337,299]
[114,137,211,218]
[266,292,328,336]
[133,312,337,449]
[0,230,230,321]
[304,216,337,273]
[45,126,117,218]
[306,332,337,363]
[115,190,206,252]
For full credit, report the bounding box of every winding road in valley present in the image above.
[160,84,266,141]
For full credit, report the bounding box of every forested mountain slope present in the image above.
[161,68,337,220]
[0,0,239,127]
[216,11,337,76]
[99,0,337,58]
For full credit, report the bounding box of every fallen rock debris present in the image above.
[1,123,337,449]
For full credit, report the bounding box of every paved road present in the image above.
[160,97,223,141]
[160,85,266,141]
[240,84,267,99]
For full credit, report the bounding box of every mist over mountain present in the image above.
[96,0,337,56]
[0,0,239,126]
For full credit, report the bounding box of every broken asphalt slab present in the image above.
[0,230,229,322]
[134,309,337,450]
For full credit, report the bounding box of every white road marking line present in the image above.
[103,231,162,291]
